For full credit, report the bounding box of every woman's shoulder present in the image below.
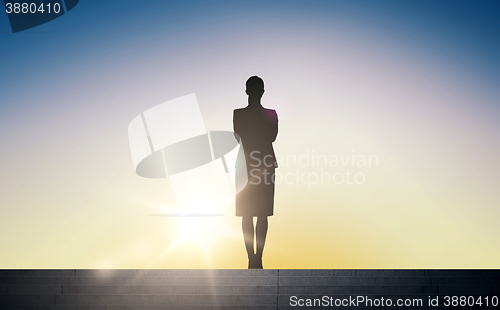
[262,108,278,122]
[263,107,277,114]
[233,108,246,121]
[234,107,277,120]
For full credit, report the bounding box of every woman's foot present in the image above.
[248,254,256,269]
[255,254,263,269]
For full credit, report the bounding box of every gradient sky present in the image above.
[0,0,499,269]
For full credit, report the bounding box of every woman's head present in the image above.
[246,76,264,98]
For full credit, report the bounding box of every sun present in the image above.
[170,197,238,253]
[175,217,227,252]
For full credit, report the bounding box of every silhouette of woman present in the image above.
[233,76,278,269]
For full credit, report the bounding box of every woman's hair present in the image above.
[246,76,264,92]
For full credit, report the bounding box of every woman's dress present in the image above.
[233,106,278,217]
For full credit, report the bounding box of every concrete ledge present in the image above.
[74,269,278,277]
[279,285,438,294]
[62,285,278,295]
[68,276,278,286]
[0,269,498,309]
[278,269,426,277]
[279,276,431,286]
[54,294,278,306]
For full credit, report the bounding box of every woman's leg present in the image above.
[255,216,268,265]
[242,216,254,261]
